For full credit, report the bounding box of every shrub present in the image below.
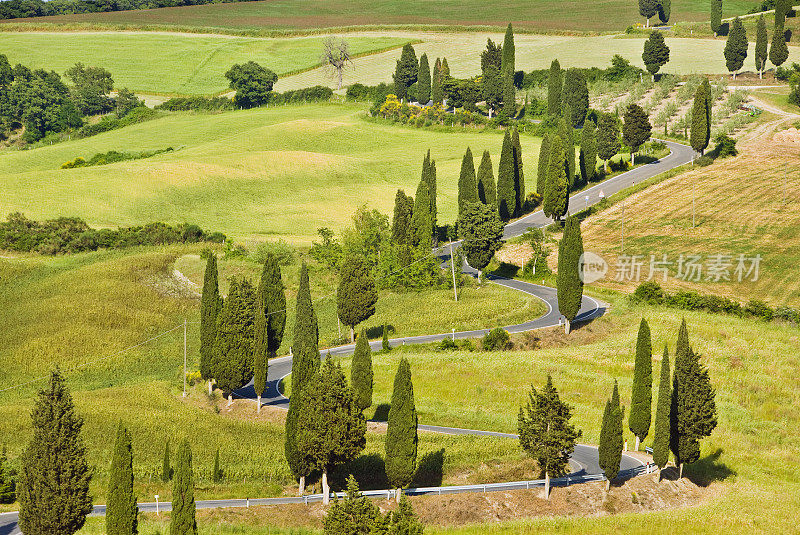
[631,281,667,304]
[437,338,458,351]
[250,239,295,266]
[713,133,738,157]
[744,299,774,321]
[156,96,233,111]
[482,327,510,351]
[695,155,714,166]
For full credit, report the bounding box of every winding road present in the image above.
[0,140,693,535]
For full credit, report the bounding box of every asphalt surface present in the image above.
[0,140,691,535]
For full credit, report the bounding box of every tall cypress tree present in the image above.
[670,320,717,478]
[385,358,418,500]
[212,448,223,483]
[0,444,15,504]
[440,58,450,78]
[690,80,711,155]
[537,132,551,195]
[543,135,568,222]
[598,381,624,490]
[410,179,433,247]
[199,253,222,383]
[659,0,671,23]
[562,68,589,128]
[337,256,377,343]
[547,59,562,116]
[724,17,748,79]
[431,57,443,105]
[755,15,768,78]
[597,112,620,173]
[558,115,576,188]
[161,440,172,482]
[285,262,319,495]
[211,278,256,397]
[710,0,722,36]
[477,150,497,206]
[457,147,479,220]
[652,345,672,475]
[18,369,93,535]
[579,120,597,185]
[556,215,583,334]
[629,319,653,451]
[106,422,137,535]
[170,439,196,535]
[512,127,525,216]
[497,130,516,221]
[639,0,658,25]
[423,150,437,234]
[391,189,414,245]
[501,23,516,117]
[417,53,431,104]
[393,44,418,101]
[770,22,790,68]
[253,252,286,400]
[351,329,373,413]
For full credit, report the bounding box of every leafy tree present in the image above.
[652,345,672,475]
[622,103,651,165]
[642,31,670,80]
[253,252,286,400]
[755,15,769,78]
[770,23,790,68]
[598,381,624,489]
[391,189,414,245]
[458,202,504,278]
[457,147,479,220]
[393,44,418,101]
[497,130,516,220]
[170,439,197,535]
[558,114,576,188]
[106,423,137,535]
[417,53,431,104]
[199,253,222,383]
[597,112,621,172]
[579,119,598,185]
[0,444,15,504]
[518,375,581,497]
[351,329,374,412]
[18,369,93,535]
[431,57,443,105]
[710,0,722,36]
[639,0,659,26]
[512,127,526,215]
[161,440,172,483]
[337,256,377,343]
[296,358,367,505]
[211,278,256,397]
[670,320,717,478]
[658,0,671,23]
[562,68,589,127]
[385,358,418,499]
[285,263,320,495]
[65,62,114,115]
[724,17,748,78]
[629,319,653,451]
[323,475,384,534]
[212,449,223,483]
[537,132,551,195]
[556,215,583,334]
[477,149,497,206]
[501,23,516,116]
[547,59,562,116]
[690,80,712,155]
[482,64,504,116]
[0,54,13,88]
[543,135,569,223]
[225,61,277,109]
[481,38,503,72]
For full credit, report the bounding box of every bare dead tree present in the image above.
[321,36,352,90]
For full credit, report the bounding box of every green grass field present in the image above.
[0,32,409,95]
[0,0,763,34]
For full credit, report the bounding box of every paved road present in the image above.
[0,141,691,535]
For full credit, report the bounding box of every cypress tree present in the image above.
[547,59,562,116]
[543,135,569,222]
[497,130,516,221]
[351,328,374,412]
[770,23,790,68]
[410,179,433,247]
[710,0,722,36]
[629,319,653,451]
[296,358,367,505]
[431,57,443,105]
[512,127,525,215]
[337,256,378,342]
[477,149,497,206]
[598,381,624,490]
[385,357,418,500]
[440,58,450,78]
[253,252,286,401]
[211,278,256,397]
[755,15,768,78]
[556,215,583,334]
[393,44,418,101]
[18,369,93,535]
[563,68,589,128]
[106,422,137,535]
[285,262,319,495]
[537,132,551,195]
[417,53,431,104]
[161,440,172,482]
[724,17,748,79]
[423,150,437,233]
[579,119,597,185]
[557,116,576,189]
[457,147,479,220]
[642,30,670,81]
[481,38,503,72]
[690,80,711,155]
[639,0,658,26]
[622,103,652,165]
[170,439,196,535]
[199,253,222,382]
[596,112,620,173]
[652,345,672,475]
[775,0,789,28]
[0,444,15,504]
[658,0,671,23]
[391,189,414,245]
[501,23,516,117]
[670,320,717,478]
[212,448,223,483]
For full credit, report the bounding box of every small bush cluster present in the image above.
[0,213,225,255]
[437,337,475,351]
[249,239,295,266]
[75,107,159,138]
[482,327,511,350]
[61,147,174,169]
[269,85,333,104]
[156,96,234,112]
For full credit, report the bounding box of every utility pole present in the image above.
[450,241,458,302]
[183,318,187,398]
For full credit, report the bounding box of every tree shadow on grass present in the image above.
[683,448,736,487]
[331,453,389,491]
[366,324,395,339]
[412,448,445,487]
[372,403,391,422]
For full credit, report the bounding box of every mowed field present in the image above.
[0,32,410,95]
[0,103,542,243]
[0,0,763,33]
